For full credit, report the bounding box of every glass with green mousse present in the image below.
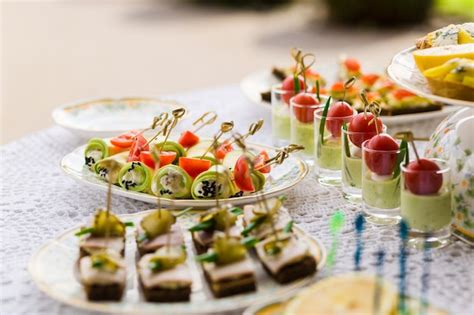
[401,158,452,249]
[271,84,295,146]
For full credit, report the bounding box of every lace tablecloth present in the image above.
[1,85,473,315]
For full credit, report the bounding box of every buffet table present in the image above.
[1,85,473,315]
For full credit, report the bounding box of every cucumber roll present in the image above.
[94,152,128,184]
[152,141,186,165]
[151,165,192,199]
[118,161,153,192]
[191,165,237,199]
[231,170,266,197]
[84,138,126,167]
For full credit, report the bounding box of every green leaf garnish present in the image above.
[92,260,104,269]
[283,220,294,233]
[124,222,134,227]
[189,219,214,232]
[393,140,408,179]
[316,80,320,102]
[230,207,243,216]
[317,96,332,157]
[241,236,258,248]
[241,216,266,237]
[404,142,410,166]
[196,252,218,263]
[293,74,300,94]
[75,227,95,237]
[342,123,351,158]
[149,260,162,272]
[278,195,287,202]
[266,245,282,256]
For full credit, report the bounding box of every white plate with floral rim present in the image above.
[61,140,309,209]
[387,46,474,107]
[52,97,184,138]
[28,209,326,314]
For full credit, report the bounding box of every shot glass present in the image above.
[362,140,406,225]
[271,84,295,146]
[401,159,452,249]
[341,125,386,202]
[290,94,323,164]
[314,107,356,186]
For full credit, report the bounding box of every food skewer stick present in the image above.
[191,111,218,133]
[342,76,356,104]
[156,108,187,153]
[211,136,222,208]
[394,131,430,143]
[144,119,172,146]
[394,131,421,162]
[253,144,304,172]
[200,121,234,159]
[366,101,382,135]
[135,112,169,137]
[226,119,264,145]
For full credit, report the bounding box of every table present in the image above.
[1,85,473,315]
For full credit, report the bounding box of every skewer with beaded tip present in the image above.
[200,121,234,160]
[226,119,264,146]
[191,111,218,133]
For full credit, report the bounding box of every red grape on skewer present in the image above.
[364,134,400,176]
[281,75,306,105]
[291,93,320,123]
[326,101,355,137]
[404,159,443,195]
[348,113,383,147]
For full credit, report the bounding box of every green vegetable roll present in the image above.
[118,161,153,192]
[151,165,193,199]
[94,152,129,184]
[152,141,186,164]
[84,138,126,167]
[191,165,237,199]
[231,170,266,197]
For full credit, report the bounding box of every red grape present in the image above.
[282,75,305,105]
[326,101,354,137]
[404,159,443,195]
[291,93,320,123]
[364,134,399,176]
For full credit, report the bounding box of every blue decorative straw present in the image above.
[373,248,386,315]
[354,214,365,271]
[398,220,409,315]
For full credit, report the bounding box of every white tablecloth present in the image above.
[1,85,473,315]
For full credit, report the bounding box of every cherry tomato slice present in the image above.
[110,130,140,148]
[234,155,255,192]
[178,130,200,148]
[253,151,271,174]
[179,157,212,178]
[139,151,156,169]
[127,134,149,162]
[392,89,416,100]
[344,58,361,72]
[215,140,233,160]
[158,151,177,167]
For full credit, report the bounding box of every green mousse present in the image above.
[401,189,451,232]
[291,119,314,157]
[316,139,341,170]
[342,155,362,188]
[362,175,400,209]
[272,106,290,141]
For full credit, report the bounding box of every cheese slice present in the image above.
[413,44,474,72]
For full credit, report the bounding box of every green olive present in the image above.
[213,235,246,265]
[90,252,121,272]
[93,209,126,237]
[149,245,186,271]
[213,208,237,231]
[140,209,176,239]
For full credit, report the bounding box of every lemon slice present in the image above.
[413,44,474,72]
[285,273,398,315]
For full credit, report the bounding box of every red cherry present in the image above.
[364,134,399,176]
[326,101,354,137]
[348,113,383,147]
[291,93,320,123]
[344,58,361,72]
[404,159,443,195]
[282,75,306,104]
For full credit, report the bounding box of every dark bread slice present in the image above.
[138,277,191,302]
[262,256,317,284]
[203,268,256,298]
[83,283,125,301]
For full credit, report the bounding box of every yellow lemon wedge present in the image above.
[285,273,398,315]
[458,29,474,44]
[413,44,474,72]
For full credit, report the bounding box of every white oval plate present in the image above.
[28,210,326,314]
[61,141,309,209]
[387,46,474,107]
[240,69,460,125]
[52,97,184,138]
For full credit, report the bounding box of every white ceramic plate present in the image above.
[28,210,326,314]
[387,46,474,107]
[240,69,460,124]
[52,97,184,138]
[61,141,309,209]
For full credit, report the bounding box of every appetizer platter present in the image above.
[52,97,183,137]
[28,195,326,314]
[388,23,474,107]
[61,109,308,208]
